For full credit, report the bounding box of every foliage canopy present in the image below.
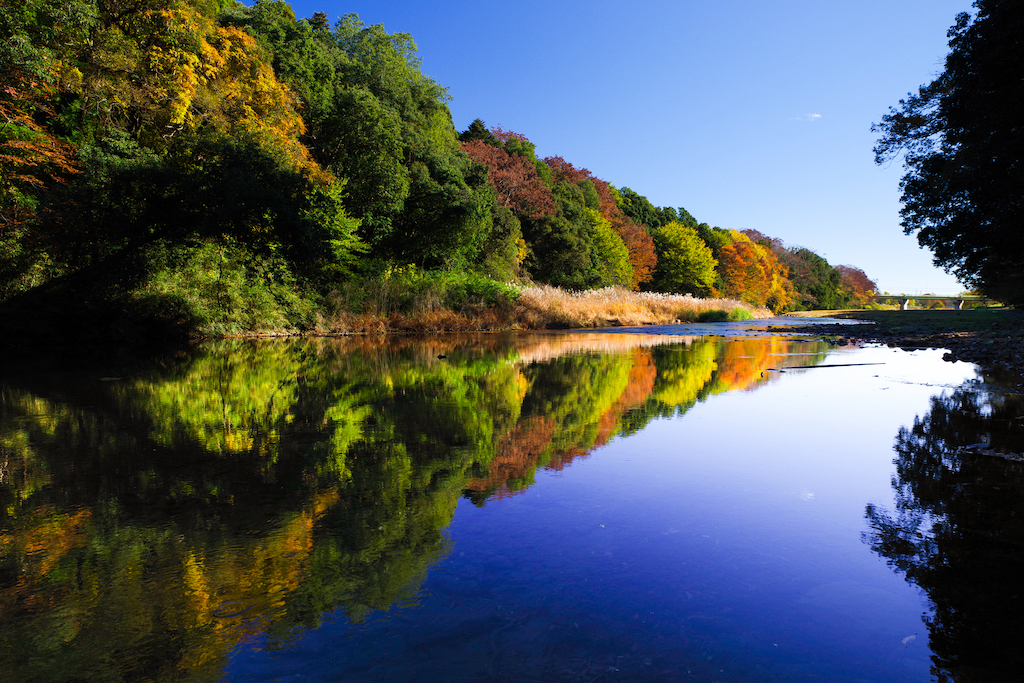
[873,0,1024,304]
[0,0,879,337]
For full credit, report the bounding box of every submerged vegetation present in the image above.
[1,0,878,341]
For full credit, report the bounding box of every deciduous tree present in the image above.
[837,265,877,307]
[651,221,717,296]
[873,0,1024,304]
[461,140,554,218]
[718,231,792,312]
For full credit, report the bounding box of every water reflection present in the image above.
[0,334,829,682]
[864,379,1024,682]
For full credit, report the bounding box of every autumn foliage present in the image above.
[838,265,878,306]
[0,0,878,338]
[460,140,554,218]
[717,231,793,311]
[0,78,80,227]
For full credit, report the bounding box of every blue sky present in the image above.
[287,0,975,294]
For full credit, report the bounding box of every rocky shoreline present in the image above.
[771,311,1024,383]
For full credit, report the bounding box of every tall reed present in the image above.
[511,285,770,329]
[320,283,770,334]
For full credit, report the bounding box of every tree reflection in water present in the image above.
[0,334,827,682]
[864,380,1024,682]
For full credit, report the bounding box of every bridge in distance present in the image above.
[871,293,997,310]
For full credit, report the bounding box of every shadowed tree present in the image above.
[873,0,1024,304]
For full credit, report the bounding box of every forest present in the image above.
[1,0,878,339]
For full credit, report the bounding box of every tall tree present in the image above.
[307,14,493,268]
[837,265,877,307]
[586,208,633,288]
[460,139,554,218]
[458,118,499,146]
[873,0,1024,304]
[651,222,717,296]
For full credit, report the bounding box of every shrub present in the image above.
[697,309,730,322]
[137,239,316,335]
[328,265,520,317]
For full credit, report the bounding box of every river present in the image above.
[1,328,1022,682]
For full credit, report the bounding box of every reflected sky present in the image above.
[0,335,996,682]
[226,344,977,682]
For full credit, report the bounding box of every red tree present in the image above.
[543,155,591,184]
[837,265,878,305]
[610,215,656,288]
[461,140,554,219]
[491,126,531,145]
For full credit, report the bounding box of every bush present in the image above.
[137,239,317,335]
[697,309,730,322]
[328,265,520,317]
[693,307,754,323]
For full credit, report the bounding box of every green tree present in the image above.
[616,187,665,229]
[304,14,493,268]
[458,118,500,146]
[523,182,600,289]
[651,221,718,295]
[873,0,1024,304]
[586,208,633,288]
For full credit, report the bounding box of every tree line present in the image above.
[1,0,877,337]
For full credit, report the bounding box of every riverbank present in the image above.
[776,308,1024,380]
[328,286,771,334]
[0,282,771,350]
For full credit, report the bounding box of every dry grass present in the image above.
[511,285,771,329]
[320,306,514,334]
[317,285,771,334]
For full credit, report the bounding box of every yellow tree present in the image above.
[651,221,718,295]
[74,0,321,177]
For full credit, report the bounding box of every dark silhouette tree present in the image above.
[873,1,1024,304]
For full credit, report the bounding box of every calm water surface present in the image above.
[2,332,1023,682]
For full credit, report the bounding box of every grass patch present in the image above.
[322,267,521,333]
[319,283,772,334]
[831,307,1022,335]
[326,267,519,316]
[138,240,317,336]
[695,308,752,322]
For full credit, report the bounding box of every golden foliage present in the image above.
[718,231,793,312]
[78,0,321,177]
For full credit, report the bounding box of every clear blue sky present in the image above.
[287,0,975,294]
